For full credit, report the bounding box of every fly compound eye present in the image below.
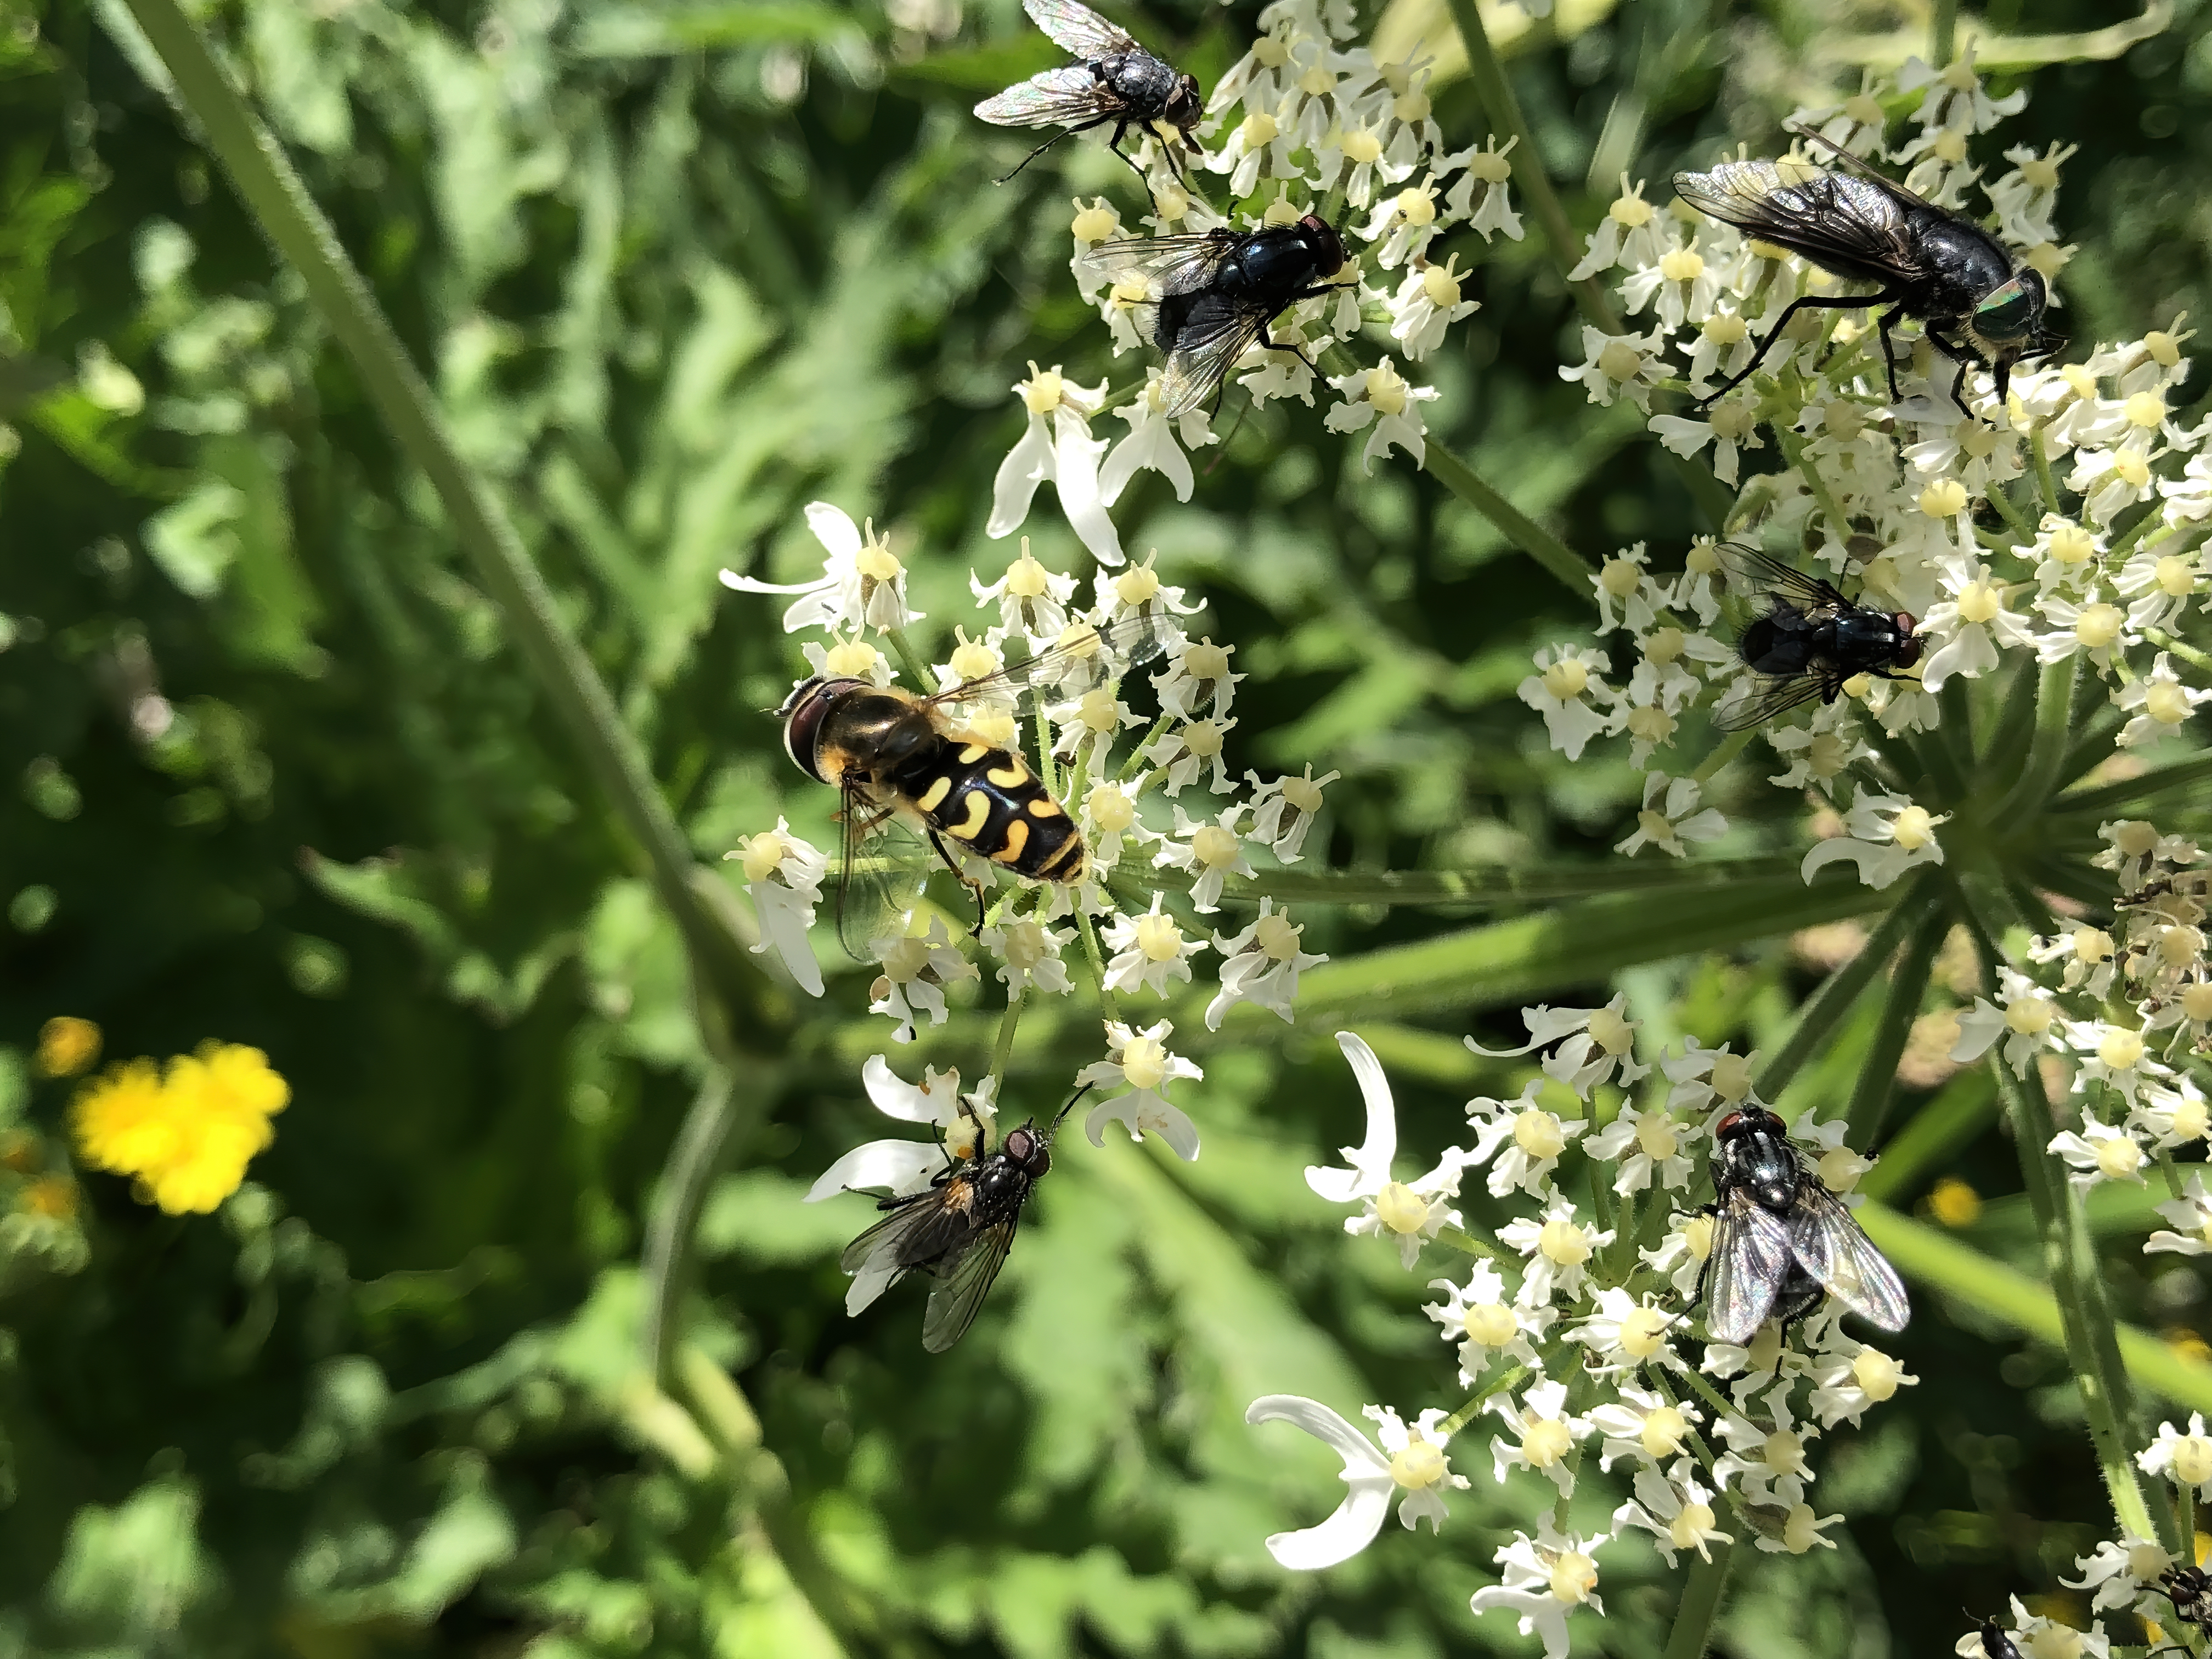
[1714,1110,1745,1138]
[1005,1127,1036,1164]
[1974,273,2044,342]
[1169,75,1201,128]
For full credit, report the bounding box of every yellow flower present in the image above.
[70,1043,291,1216]
[72,1060,180,1177]
[35,1016,101,1079]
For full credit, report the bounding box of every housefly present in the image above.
[1672,128,2053,416]
[839,1087,1087,1352]
[974,0,1201,188]
[1710,541,1921,730]
[1082,215,1350,417]
[778,612,1166,956]
[1696,1104,1909,1346]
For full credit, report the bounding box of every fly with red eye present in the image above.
[1707,542,1926,731]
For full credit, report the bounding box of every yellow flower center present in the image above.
[1763,1430,1807,1477]
[2096,1133,2145,1180]
[1421,262,1462,307]
[1548,1551,1599,1604]
[2003,993,2053,1036]
[740,832,788,884]
[1468,149,1511,183]
[2099,1028,2146,1070]
[2063,364,2100,399]
[1240,111,1279,148]
[1609,193,1653,228]
[948,639,1000,682]
[1251,35,1288,67]
[1340,128,1382,165]
[1660,248,1705,283]
[1364,361,1408,417]
[968,708,1018,747]
[1521,1418,1573,1467]
[1390,1436,1447,1488]
[1374,1180,1429,1234]
[1183,640,1231,681]
[1152,183,1189,222]
[1115,565,1162,605]
[1597,340,1644,382]
[1298,63,1334,95]
[1513,1110,1566,1159]
[1120,1037,1170,1090]
[2147,681,2192,724]
[1852,1348,1904,1400]
[1635,1114,1680,1161]
[1005,546,1052,597]
[1681,1212,1715,1261]
[1023,368,1064,415]
[2075,927,2115,964]
[2115,450,2152,488]
[1191,825,1243,869]
[1932,128,1969,162]
[1135,913,1186,963]
[1600,556,1643,597]
[1180,719,1226,759]
[1671,1504,1716,1550]
[1396,187,1437,227]
[855,539,902,582]
[2174,1435,2212,1487]
[1781,1504,1827,1554]
[1395,89,1432,122]
[2074,604,2123,649]
[2169,1092,2209,1141]
[2157,555,2198,596]
[1071,687,1120,735]
[2160,924,2204,967]
[1588,1008,1635,1054]
[1920,478,1970,517]
[1542,657,1589,700]
[1637,808,1675,841]
[823,637,881,678]
[1822,399,1865,442]
[2127,391,2167,428]
[1255,913,1304,961]
[1640,1405,1688,1459]
[2182,982,2212,1023]
[1643,627,1685,666]
[1070,201,1118,244]
[1702,312,1747,345]
[2148,328,2182,366]
[1954,580,2002,624]
[1087,783,1136,834]
[1620,1307,1671,1358]
[1280,774,1327,812]
[1891,805,1937,851]
[1465,1302,1517,1346]
[1538,1217,1590,1266]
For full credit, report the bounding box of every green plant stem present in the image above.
[2146,625,2212,678]
[1422,433,1593,593]
[1843,902,1949,1150]
[1999,653,2080,820]
[115,0,776,1043]
[1932,0,1959,65]
[884,625,932,686]
[639,1067,746,1386]
[1755,872,1934,1104]
[989,991,1024,1091]
[1439,1364,1529,1436]
[2054,753,2212,819]
[1661,1542,1735,1659]
[2029,424,2062,514]
[1113,854,1803,910]
[1691,730,1752,785]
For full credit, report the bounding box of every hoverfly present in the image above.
[1710,541,1922,731]
[974,0,1201,188]
[1695,1104,1910,1346]
[778,613,1165,956]
[1082,215,1350,417]
[839,1087,1087,1352]
[1673,128,2053,416]
[2153,1565,2212,1656]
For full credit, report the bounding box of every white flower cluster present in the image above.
[2038,1411,2212,1659]
[991,0,1518,566]
[1246,1025,1916,1655]
[1939,817,2212,1231]
[723,501,1340,1167]
[1531,55,2209,893]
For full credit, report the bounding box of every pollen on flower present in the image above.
[1641,1406,1688,1459]
[1421,261,1463,307]
[1396,187,1438,227]
[1547,1550,1599,1604]
[1465,1301,1517,1345]
[2155,555,2198,596]
[1115,565,1162,606]
[823,636,882,678]
[1071,198,1119,244]
[1853,1349,1905,1401]
[2075,604,2123,649]
[1542,658,1588,699]
[1136,913,1187,961]
[1521,1418,1573,1466]
[2098,1027,2146,1070]
[1599,557,1641,598]
[1341,128,1383,165]
[1087,782,1137,833]
[1659,248,1705,283]
[2096,1135,2145,1180]
[1391,1436,1448,1488]
[1241,110,1279,148]
[1539,1217,1592,1265]
[1619,1307,1671,1358]
[1514,1109,1567,1159]
[1891,806,1939,850]
[1609,190,1654,228]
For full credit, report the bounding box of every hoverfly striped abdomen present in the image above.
[894,734,1085,884]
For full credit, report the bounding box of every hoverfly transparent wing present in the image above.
[1711,669,1837,732]
[833,787,933,961]
[1702,1190,1795,1345]
[975,64,1126,129]
[1156,295,1272,417]
[922,610,1171,712]
[1082,230,1239,298]
[1786,1182,1910,1333]
[920,1215,1019,1352]
[1023,0,1138,59]
[1672,160,1916,283]
[1712,541,1853,616]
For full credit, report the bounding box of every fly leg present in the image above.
[993,116,1113,185]
[1873,303,1909,404]
[1255,315,1318,373]
[1699,291,1895,409]
[1923,323,1982,422]
[927,827,990,938]
[1104,118,1154,192]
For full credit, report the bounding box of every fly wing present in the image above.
[1787,1182,1910,1333]
[839,1187,939,1277]
[1703,1191,1795,1345]
[920,1216,1018,1352]
[834,788,932,960]
[1672,160,1921,284]
[1158,296,1269,417]
[923,610,1171,708]
[1712,541,1853,615]
[974,65,1123,129]
[1711,669,1836,732]
[1082,230,1236,298]
[1023,0,1137,58]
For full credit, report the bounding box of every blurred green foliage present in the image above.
[0,0,2209,1653]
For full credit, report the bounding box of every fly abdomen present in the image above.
[900,736,1086,883]
[1739,614,1820,677]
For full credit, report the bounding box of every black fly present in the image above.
[2153,1565,2212,1657]
[1081,215,1350,417]
[839,1087,1088,1352]
[1696,1104,1909,1346]
[974,0,1201,189]
[1672,128,2053,417]
[1961,1610,2021,1659]
[1710,541,1922,730]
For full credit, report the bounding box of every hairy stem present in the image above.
[115,0,776,1042]
[1113,854,1803,909]
[639,1068,747,1386]
[1661,1542,1736,1659]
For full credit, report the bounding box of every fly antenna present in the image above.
[1047,1082,1095,1137]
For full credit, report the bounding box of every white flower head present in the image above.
[1613,1465,1732,1565]
[1463,1076,1588,1198]
[2115,652,2212,747]
[1243,1396,1468,1569]
[987,363,1125,567]
[1617,772,1729,858]
[2046,1113,2147,1192]
[1246,764,1338,862]
[1487,1375,1590,1496]
[1469,1522,1610,1659]
[727,818,828,997]
[2148,1171,2212,1257]
[977,914,1074,997]
[867,915,981,1043]
[1802,788,1949,890]
[720,500,923,634]
[1585,1383,1702,1472]
[1498,1194,1615,1305]
[2137,1413,2212,1499]
[1099,893,1206,998]
[1426,1261,1551,1381]
[1076,1018,1203,1161]
[1207,899,1327,1029]
[1584,1099,1697,1195]
[1311,1031,1469,1268]
[1323,357,1438,474]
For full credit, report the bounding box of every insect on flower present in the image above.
[1960,1609,2021,1659]
[1696,1104,1910,1345]
[839,1086,1088,1352]
[2154,1565,2212,1656]
[778,613,1167,956]
[1710,542,1922,730]
[973,0,1201,188]
[1673,128,2055,415]
[1084,216,1351,417]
